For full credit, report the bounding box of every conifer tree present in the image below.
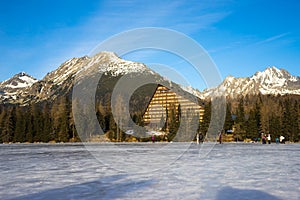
[167,103,179,141]
[25,105,34,143]
[41,102,52,142]
[200,101,211,136]
[224,102,234,132]
[234,97,246,140]
[14,106,26,142]
[254,100,262,134]
[2,107,16,143]
[290,100,299,142]
[32,103,43,142]
[282,99,292,141]
[245,109,258,139]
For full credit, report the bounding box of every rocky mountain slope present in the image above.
[0,72,37,103]
[0,52,154,104]
[203,66,300,98]
[1,53,299,105]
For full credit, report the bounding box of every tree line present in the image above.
[200,94,300,142]
[0,97,76,143]
[0,93,299,143]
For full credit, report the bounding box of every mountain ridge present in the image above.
[0,72,38,103]
[202,66,300,98]
[0,52,156,104]
[0,53,299,104]
[0,53,299,143]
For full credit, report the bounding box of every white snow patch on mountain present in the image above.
[202,66,300,98]
[0,72,37,89]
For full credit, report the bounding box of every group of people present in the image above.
[261,133,285,144]
[261,133,271,144]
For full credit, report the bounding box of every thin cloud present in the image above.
[81,0,231,38]
[1,0,233,81]
[169,12,231,33]
[76,1,232,64]
[252,32,290,46]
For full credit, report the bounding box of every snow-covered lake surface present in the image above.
[0,142,299,200]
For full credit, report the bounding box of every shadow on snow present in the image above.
[215,186,283,200]
[8,174,154,200]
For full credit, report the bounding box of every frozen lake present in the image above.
[0,142,299,200]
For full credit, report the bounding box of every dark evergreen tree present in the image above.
[32,103,44,142]
[0,107,8,143]
[2,107,16,143]
[25,106,34,143]
[224,102,234,132]
[290,100,299,142]
[200,101,211,136]
[236,97,245,124]
[269,114,281,141]
[14,106,26,142]
[41,103,52,142]
[254,100,262,134]
[167,103,179,141]
[245,109,257,139]
[234,97,246,140]
[58,97,71,142]
[282,99,292,141]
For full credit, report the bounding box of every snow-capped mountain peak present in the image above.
[0,52,154,104]
[251,66,297,86]
[250,66,300,95]
[0,72,38,102]
[81,51,149,76]
[0,72,37,89]
[203,66,300,98]
[181,85,204,99]
[1,55,299,104]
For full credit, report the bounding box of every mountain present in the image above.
[0,53,299,143]
[203,66,300,98]
[0,72,37,103]
[1,54,299,105]
[0,52,160,104]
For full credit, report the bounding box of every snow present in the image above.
[252,67,287,88]
[0,73,38,102]
[19,75,37,85]
[181,85,203,98]
[7,82,29,89]
[76,52,148,78]
[3,77,36,89]
[101,52,147,76]
[52,57,84,85]
[1,74,37,89]
[0,143,299,200]
[203,66,300,97]
[0,52,154,104]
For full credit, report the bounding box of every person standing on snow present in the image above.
[280,135,285,144]
[262,133,266,144]
[267,134,271,144]
[151,134,155,143]
[218,132,222,144]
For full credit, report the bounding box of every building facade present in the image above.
[142,85,204,132]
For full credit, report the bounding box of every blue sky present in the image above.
[0,0,299,90]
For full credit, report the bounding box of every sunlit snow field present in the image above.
[0,143,299,200]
